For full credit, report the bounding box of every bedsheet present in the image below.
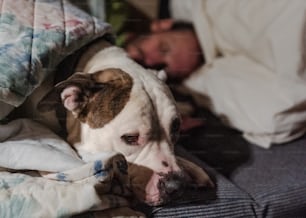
[0,119,131,217]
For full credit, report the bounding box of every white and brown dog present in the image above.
[36,39,213,206]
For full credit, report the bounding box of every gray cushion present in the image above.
[143,108,306,217]
[231,137,306,217]
[149,146,257,218]
[134,146,256,217]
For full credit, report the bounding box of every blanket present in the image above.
[171,0,306,147]
[0,119,132,217]
[0,1,136,217]
[0,0,112,118]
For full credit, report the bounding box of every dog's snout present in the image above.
[164,178,183,195]
[158,172,187,202]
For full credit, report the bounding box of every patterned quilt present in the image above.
[0,1,136,217]
[0,0,112,107]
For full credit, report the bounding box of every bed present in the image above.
[1,1,306,217]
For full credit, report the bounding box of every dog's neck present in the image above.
[75,39,113,72]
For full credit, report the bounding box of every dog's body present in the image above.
[33,39,213,206]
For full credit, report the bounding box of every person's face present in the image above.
[126,30,203,80]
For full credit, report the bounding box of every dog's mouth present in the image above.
[132,171,188,206]
[157,172,187,203]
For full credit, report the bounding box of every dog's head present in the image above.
[38,48,212,206]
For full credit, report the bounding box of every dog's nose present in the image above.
[164,178,183,195]
[158,172,187,202]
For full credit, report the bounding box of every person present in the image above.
[125,0,306,148]
[126,20,204,81]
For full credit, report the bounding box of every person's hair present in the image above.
[171,21,195,31]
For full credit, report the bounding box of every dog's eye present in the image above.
[170,118,181,143]
[121,134,139,145]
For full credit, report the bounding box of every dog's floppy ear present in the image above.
[37,72,93,114]
[177,156,214,188]
[38,69,133,128]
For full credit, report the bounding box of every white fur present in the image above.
[73,46,179,170]
[60,44,213,205]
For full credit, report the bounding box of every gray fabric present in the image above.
[140,147,256,217]
[142,146,256,217]
[141,108,306,217]
[231,137,306,217]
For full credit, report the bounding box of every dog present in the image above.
[35,38,213,207]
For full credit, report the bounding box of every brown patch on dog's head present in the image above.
[38,68,133,128]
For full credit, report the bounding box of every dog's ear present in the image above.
[37,72,93,113]
[177,156,214,188]
[38,69,133,128]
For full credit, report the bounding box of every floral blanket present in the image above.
[0,119,132,217]
[0,0,112,108]
[0,1,136,217]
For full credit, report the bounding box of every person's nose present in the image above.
[143,49,163,66]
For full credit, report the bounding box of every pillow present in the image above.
[0,0,112,118]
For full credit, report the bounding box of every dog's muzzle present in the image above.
[144,171,189,206]
[158,171,187,203]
